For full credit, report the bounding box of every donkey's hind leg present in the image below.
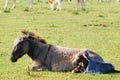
[12,0,16,8]
[28,0,32,8]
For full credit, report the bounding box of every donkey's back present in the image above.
[45,45,104,72]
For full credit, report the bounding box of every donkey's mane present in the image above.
[21,30,47,44]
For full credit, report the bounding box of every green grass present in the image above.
[0,0,120,80]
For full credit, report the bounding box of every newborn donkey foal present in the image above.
[72,50,120,74]
[84,51,120,74]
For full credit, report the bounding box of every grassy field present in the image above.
[0,0,120,80]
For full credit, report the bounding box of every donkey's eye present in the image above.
[18,42,23,45]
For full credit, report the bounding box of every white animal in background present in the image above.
[48,0,85,11]
[76,0,85,11]
[4,0,33,9]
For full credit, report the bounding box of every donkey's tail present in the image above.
[84,51,93,61]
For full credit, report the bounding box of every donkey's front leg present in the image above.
[32,65,48,71]
[4,0,9,8]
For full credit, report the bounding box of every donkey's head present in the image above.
[10,35,30,62]
[10,30,47,62]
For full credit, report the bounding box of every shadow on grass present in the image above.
[4,8,11,13]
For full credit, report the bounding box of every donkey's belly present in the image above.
[51,60,75,72]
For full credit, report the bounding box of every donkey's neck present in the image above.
[27,40,50,61]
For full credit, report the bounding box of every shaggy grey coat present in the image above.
[10,30,104,72]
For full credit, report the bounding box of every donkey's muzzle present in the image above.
[10,55,17,62]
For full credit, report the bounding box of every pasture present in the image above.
[0,0,120,80]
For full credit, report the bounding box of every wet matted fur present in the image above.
[84,51,120,74]
[10,30,104,72]
[72,51,120,74]
[72,50,89,73]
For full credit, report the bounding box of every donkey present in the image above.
[4,0,33,9]
[10,30,104,72]
[72,50,120,74]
